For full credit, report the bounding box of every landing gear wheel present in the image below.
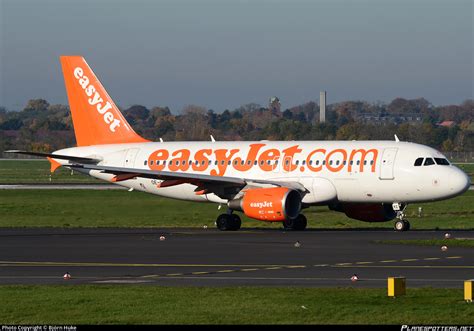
[216,214,241,231]
[394,219,410,232]
[283,214,307,231]
[230,214,242,231]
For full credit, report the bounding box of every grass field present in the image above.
[0,159,100,184]
[0,189,473,229]
[0,286,472,324]
[375,238,474,248]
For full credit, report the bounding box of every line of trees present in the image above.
[0,97,472,153]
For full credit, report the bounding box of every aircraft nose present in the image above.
[449,168,471,196]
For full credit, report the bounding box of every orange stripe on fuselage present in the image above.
[147,144,378,176]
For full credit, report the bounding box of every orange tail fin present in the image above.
[60,56,148,146]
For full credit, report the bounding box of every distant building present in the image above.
[438,120,456,128]
[269,96,281,112]
[355,113,422,125]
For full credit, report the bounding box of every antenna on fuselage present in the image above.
[394,134,400,142]
[210,135,216,143]
[159,138,164,143]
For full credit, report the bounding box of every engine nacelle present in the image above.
[228,187,302,222]
[331,203,397,222]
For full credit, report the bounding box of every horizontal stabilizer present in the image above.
[3,150,101,164]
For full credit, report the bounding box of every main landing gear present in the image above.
[215,211,241,231]
[283,214,307,231]
[393,203,410,232]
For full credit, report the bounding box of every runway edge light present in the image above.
[465,280,473,302]
[388,277,406,298]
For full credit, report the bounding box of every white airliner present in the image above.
[7,56,471,231]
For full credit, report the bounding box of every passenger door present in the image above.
[379,148,398,180]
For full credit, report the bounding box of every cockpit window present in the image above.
[414,158,424,166]
[434,158,450,165]
[424,158,435,166]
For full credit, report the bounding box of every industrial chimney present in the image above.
[319,91,326,123]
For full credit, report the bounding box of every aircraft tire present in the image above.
[216,214,241,231]
[216,214,232,231]
[283,214,307,231]
[230,214,242,231]
[394,220,409,232]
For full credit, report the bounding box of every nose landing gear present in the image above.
[392,203,410,232]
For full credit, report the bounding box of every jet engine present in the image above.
[330,203,397,222]
[228,187,302,221]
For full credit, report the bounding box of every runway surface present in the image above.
[0,228,472,287]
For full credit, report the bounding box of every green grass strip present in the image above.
[375,238,474,248]
[0,286,472,324]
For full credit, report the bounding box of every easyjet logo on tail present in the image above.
[73,67,121,132]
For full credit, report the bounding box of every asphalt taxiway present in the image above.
[0,228,472,287]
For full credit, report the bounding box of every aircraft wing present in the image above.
[71,163,307,199]
[4,150,101,164]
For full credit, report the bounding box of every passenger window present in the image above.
[370,160,374,165]
[356,160,360,165]
[316,160,319,165]
[434,158,450,165]
[260,160,264,165]
[424,158,435,166]
[144,160,148,166]
[336,160,340,165]
[295,160,299,165]
[149,160,153,165]
[254,160,257,165]
[414,158,423,166]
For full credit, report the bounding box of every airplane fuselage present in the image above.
[55,140,470,206]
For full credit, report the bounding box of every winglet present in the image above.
[47,157,62,173]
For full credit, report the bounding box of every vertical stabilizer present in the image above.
[60,56,148,146]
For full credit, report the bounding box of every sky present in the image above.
[0,0,472,112]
